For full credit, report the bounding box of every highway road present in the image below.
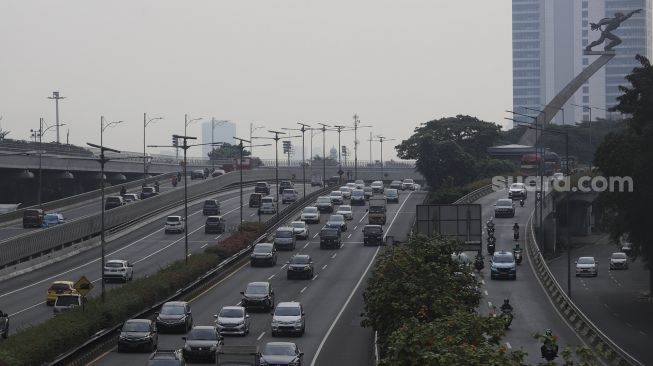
[0,182,318,334]
[471,189,589,364]
[87,189,426,366]
[548,237,652,365]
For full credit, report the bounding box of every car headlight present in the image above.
[184,344,191,351]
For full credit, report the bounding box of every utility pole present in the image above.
[318,123,330,185]
[351,114,371,180]
[48,91,65,144]
[333,125,346,183]
[234,137,251,225]
[144,113,163,183]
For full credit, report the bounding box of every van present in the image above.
[249,193,263,208]
[105,196,125,210]
[22,209,44,228]
[274,227,296,250]
[259,196,277,214]
[203,199,221,215]
[281,189,299,204]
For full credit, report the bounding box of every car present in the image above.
[401,178,415,191]
[190,169,206,180]
[164,215,185,233]
[260,342,304,366]
[508,183,527,199]
[182,326,223,362]
[384,188,399,203]
[271,302,305,337]
[363,186,373,200]
[413,183,421,191]
[0,310,8,339]
[105,196,126,210]
[286,254,314,280]
[140,186,158,199]
[22,208,44,228]
[53,293,86,315]
[279,180,294,194]
[241,281,275,311]
[311,175,323,187]
[339,186,352,199]
[336,205,353,220]
[46,280,77,306]
[202,199,221,215]
[274,227,296,250]
[290,221,309,239]
[350,189,365,205]
[315,196,334,213]
[43,213,65,227]
[371,181,384,193]
[326,214,347,232]
[251,243,278,266]
[215,306,250,336]
[156,301,193,333]
[211,169,226,177]
[255,182,271,195]
[259,196,277,214]
[389,180,402,190]
[575,256,598,277]
[205,215,226,234]
[147,349,185,366]
[363,225,384,246]
[118,319,158,352]
[329,191,344,205]
[103,259,134,282]
[249,193,263,208]
[282,189,299,204]
[609,252,629,270]
[327,175,340,185]
[319,227,342,249]
[354,179,365,189]
[122,193,140,203]
[494,199,515,218]
[490,251,517,280]
[300,206,321,224]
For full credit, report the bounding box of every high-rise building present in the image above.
[512,0,651,125]
[201,119,236,158]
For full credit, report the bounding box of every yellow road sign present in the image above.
[74,275,94,297]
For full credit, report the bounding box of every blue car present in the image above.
[43,213,64,227]
[490,251,516,280]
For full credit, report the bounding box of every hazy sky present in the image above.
[0,1,512,160]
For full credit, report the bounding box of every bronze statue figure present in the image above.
[585,9,642,51]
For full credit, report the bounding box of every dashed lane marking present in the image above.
[257,332,265,341]
[322,264,328,270]
[300,287,307,294]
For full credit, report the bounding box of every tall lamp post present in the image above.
[31,118,65,208]
[253,131,286,218]
[209,119,229,170]
[282,123,311,198]
[234,137,270,224]
[180,114,202,160]
[250,123,265,157]
[351,115,372,180]
[47,91,66,144]
[143,113,163,183]
[372,136,396,181]
[318,123,330,185]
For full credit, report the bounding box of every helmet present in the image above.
[545,329,553,336]
[503,298,510,304]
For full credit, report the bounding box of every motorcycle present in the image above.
[487,242,496,255]
[0,311,9,339]
[487,235,496,245]
[474,258,485,272]
[487,227,495,236]
[501,309,513,330]
[513,230,520,241]
[514,249,523,264]
[541,342,558,361]
[519,198,525,207]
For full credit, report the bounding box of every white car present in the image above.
[271,301,305,337]
[354,180,365,189]
[122,193,140,203]
[300,206,321,224]
[575,256,598,277]
[339,186,352,199]
[103,259,134,282]
[164,215,185,233]
[371,181,384,193]
[214,305,250,336]
[508,183,527,199]
[609,252,629,270]
[346,182,357,190]
[401,179,415,191]
[330,191,344,205]
[336,205,353,220]
[290,221,310,239]
[259,196,277,214]
[282,189,299,204]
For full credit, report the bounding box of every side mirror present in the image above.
[213,314,218,318]
[182,336,187,341]
[187,311,192,315]
[300,352,305,357]
[240,291,245,295]
[245,314,250,318]
[155,312,160,316]
[574,261,578,264]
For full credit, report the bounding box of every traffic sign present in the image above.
[337,169,344,176]
[74,275,94,297]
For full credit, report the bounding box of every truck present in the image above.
[368,199,387,225]
[216,345,260,366]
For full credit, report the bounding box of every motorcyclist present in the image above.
[486,218,495,230]
[519,198,525,207]
[154,181,160,192]
[474,250,484,271]
[540,329,559,360]
[120,186,126,196]
[500,298,513,313]
[513,223,520,240]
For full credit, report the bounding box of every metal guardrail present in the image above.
[47,184,332,366]
[453,184,495,204]
[525,207,643,366]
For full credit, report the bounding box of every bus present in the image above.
[520,153,540,176]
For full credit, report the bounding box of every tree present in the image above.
[595,55,653,294]
[208,143,250,160]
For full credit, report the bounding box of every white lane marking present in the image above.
[506,342,512,350]
[382,191,413,241]
[312,274,318,281]
[488,301,493,308]
[9,301,46,317]
[250,213,256,217]
[484,290,488,296]
[331,253,337,259]
[201,243,208,249]
[303,243,310,249]
[313,233,319,239]
[354,225,358,231]
[268,274,275,280]
[626,322,633,328]
[300,286,307,294]
[281,264,288,270]
[358,213,367,223]
[480,279,486,285]
[347,234,352,239]
[236,301,242,306]
[134,225,206,264]
[322,264,328,270]
[640,331,647,336]
[257,332,265,341]
[213,234,222,240]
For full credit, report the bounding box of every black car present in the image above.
[319,227,342,249]
[363,225,384,246]
[326,214,347,232]
[255,182,271,195]
[118,319,158,352]
[205,215,226,234]
[286,254,314,280]
[22,209,44,228]
[105,196,125,210]
[327,176,340,186]
[182,326,223,362]
[202,199,221,215]
[191,169,206,180]
[249,193,263,208]
[260,342,304,366]
[250,243,277,266]
[279,180,294,194]
[147,349,185,366]
[155,301,193,333]
[241,281,275,311]
[141,186,158,199]
[0,310,8,339]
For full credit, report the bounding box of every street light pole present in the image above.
[353,114,359,180]
[333,125,345,182]
[48,91,65,144]
[234,137,251,225]
[318,124,330,186]
[298,123,310,198]
[250,123,265,157]
[268,131,285,218]
[144,113,163,183]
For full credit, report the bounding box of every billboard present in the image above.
[415,204,482,251]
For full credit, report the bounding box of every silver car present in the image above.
[271,302,305,337]
[336,205,353,220]
[214,306,250,336]
[329,191,344,205]
[609,252,629,270]
[261,342,304,366]
[300,206,321,224]
[103,259,133,283]
[290,221,309,239]
[339,186,352,199]
[575,256,598,277]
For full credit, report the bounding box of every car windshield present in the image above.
[187,328,218,340]
[283,189,295,194]
[263,344,295,356]
[611,253,627,259]
[254,245,272,253]
[290,256,310,264]
[123,321,150,332]
[44,214,58,221]
[55,295,80,306]
[493,255,514,263]
[317,197,330,203]
[369,206,384,213]
[386,190,397,195]
[364,187,372,192]
[338,206,351,212]
[204,200,217,206]
[329,215,344,222]
[245,285,268,295]
[160,304,185,315]
[510,184,523,189]
[321,229,339,236]
[105,262,124,268]
[275,306,300,316]
[291,222,305,229]
[167,217,180,222]
[50,283,71,291]
[404,179,414,184]
[364,227,382,234]
[340,187,350,192]
[256,183,267,188]
[219,308,244,318]
[206,217,222,223]
[143,187,154,192]
[355,180,364,184]
[497,200,512,207]
[330,191,342,196]
[352,190,364,196]
[276,230,293,238]
[578,257,595,264]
